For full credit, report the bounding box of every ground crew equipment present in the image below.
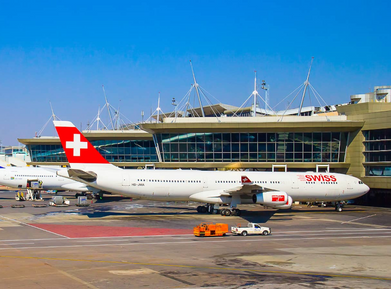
[193,223,229,237]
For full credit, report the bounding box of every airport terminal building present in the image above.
[18,86,391,206]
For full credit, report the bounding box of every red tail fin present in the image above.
[54,121,109,164]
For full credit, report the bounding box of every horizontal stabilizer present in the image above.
[68,169,97,182]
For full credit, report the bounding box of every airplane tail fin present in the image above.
[53,121,117,170]
[241,176,253,184]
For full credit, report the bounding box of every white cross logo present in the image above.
[66,134,88,157]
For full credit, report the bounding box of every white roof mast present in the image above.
[190,60,205,117]
[298,57,314,116]
[252,71,258,117]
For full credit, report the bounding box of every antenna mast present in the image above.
[190,60,205,117]
[298,57,314,116]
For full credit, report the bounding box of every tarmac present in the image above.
[1,190,391,289]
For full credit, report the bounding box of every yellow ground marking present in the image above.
[1,255,391,282]
[55,268,100,289]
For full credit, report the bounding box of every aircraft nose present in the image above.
[364,184,370,193]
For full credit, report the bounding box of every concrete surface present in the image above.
[0,190,391,288]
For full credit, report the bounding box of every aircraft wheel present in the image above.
[335,202,343,212]
[220,209,226,216]
[197,206,202,213]
[200,206,207,213]
[224,209,232,216]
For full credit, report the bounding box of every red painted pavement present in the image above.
[29,224,193,238]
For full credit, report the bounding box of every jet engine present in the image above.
[273,195,293,209]
[252,191,292,209]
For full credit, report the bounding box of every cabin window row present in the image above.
[15,175,53,177]
[137,179,201,183]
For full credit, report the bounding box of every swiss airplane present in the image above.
[54,120,370,215]
[0,166,90,192]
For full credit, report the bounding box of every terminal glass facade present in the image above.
[363,129,391,176]
[156,132,348,163]
[29,140,158,163]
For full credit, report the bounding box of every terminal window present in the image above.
[157,132,348,163]
[28,139,158,163]
[363,129,391,176]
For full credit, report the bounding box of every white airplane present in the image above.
[0,165,90,192]
[53,120,370,215]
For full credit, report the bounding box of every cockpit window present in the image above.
[358,181,363,184]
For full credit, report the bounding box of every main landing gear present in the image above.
[335,201,344,212]
[220,208,241,216]
[196,205,208,214]
[196,204,241,216]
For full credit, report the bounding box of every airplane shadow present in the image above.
[80,211,198,219]
[91,196,132,203]
[75,200,365,222]
[79,202,278,222]
[236,210,277,223]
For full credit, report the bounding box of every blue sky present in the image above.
[1,0,390,145]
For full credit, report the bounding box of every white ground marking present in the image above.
[1,228,390,243]
[0,237,71,242]
[273,228,391,234]
[0,234,390,251]
[0,215,70,239]
[109,268,157,275]
[341,214,377,224]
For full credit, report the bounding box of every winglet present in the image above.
[241,176,252,184]
[54,121,109,164]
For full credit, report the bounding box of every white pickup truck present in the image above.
[231,223,271,236]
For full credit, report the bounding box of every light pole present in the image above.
[261,80,269,112]
[172,97,177,118]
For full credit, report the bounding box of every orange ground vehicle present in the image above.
[193,223,229,237]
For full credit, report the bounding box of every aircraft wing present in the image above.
[189,176,279,203]
[224,183,277,195]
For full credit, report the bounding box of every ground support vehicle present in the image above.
[49,196,70,207]
[194,223,229,237]
[231,223,271,236]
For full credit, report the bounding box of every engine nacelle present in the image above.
[252,191,291,208]
[273,195,293,209]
